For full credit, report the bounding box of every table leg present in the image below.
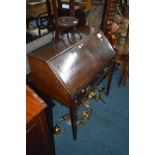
[119,60,129,86]
[106,62,115,96]
[69,104,78,140]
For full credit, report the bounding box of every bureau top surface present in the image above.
[48,31,115,94]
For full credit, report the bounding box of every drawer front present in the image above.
[74,60,114,102]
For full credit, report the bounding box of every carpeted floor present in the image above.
[51,69,129,155]
[26,3,129,154]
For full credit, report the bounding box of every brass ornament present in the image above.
[53,85,106,134]
[53,124,61,135]
[59,113,70,121]
[82,111,90,120]
[87,86,106,104]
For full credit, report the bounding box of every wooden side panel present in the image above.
[26,112,53,155]
[27,55,73,108]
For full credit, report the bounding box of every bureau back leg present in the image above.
[119,60,129,86]
[106,62,115,96]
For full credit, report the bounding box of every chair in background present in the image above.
[101,0,129,88]
[51,0,81,43]
[27,12,49,39]
[26,0,53,43]
[36,12,49,37]
[108,31,129,86]
[114,52,129,86]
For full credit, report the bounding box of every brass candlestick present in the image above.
[88,86,106,104]
[53,85,106,135]
[53,123,61,135]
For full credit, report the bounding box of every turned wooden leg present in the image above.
[106,62,115,96]
[67,31,73,44]
[53,29,68,48]
[54,26,59,39]
[66,27,82,44]
[119,60,129,86]
[69,104,78,140]
[74,27,82,40]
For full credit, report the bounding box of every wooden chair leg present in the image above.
[52,27,68,48]
[106,62,115,96]
[119,60,129,86]
[66,27,82,44]
[74,27,82,40]
[69,104,78,140]
[67,31,73,44]
[123,62,129,86]
[54,27,59,39]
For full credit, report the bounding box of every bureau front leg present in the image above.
[69,103,78,140]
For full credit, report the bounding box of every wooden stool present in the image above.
[51,0,81,43]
